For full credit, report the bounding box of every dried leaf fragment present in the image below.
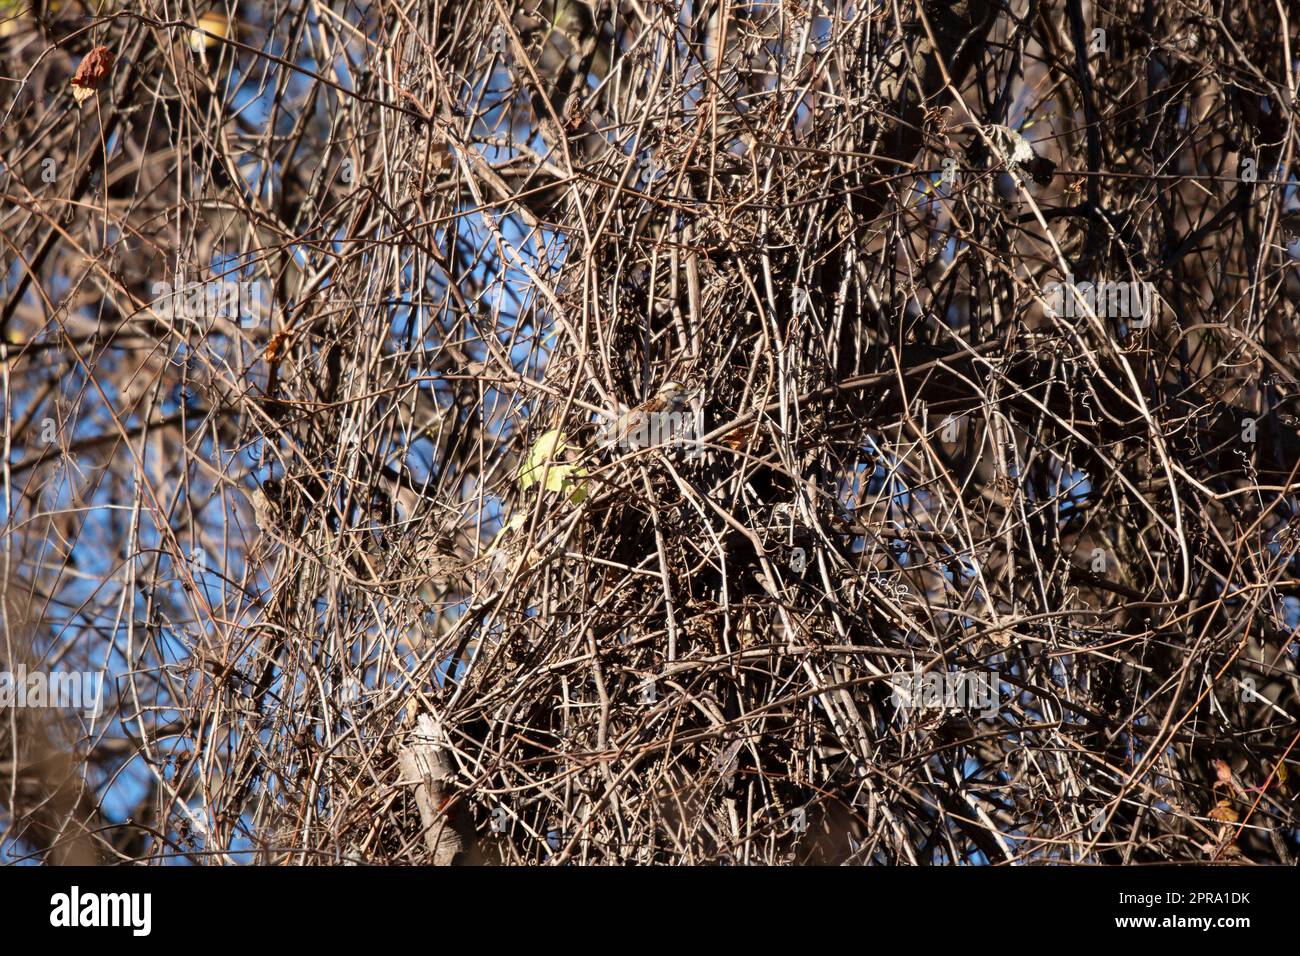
[1208,799,1238,824]
[71,46,115,105]
[189,11,233,52]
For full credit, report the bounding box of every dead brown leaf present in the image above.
[70,45,115,105]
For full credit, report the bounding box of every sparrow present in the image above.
[983,124,1055,186]
[597,380,692,452]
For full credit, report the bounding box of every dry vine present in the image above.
[1,0,1298,864]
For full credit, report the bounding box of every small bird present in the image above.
[984,124,1055,186]
[598,380,692,452]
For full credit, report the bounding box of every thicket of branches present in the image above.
[1,0,1298,864]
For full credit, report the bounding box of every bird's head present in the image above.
[655,380,689,405]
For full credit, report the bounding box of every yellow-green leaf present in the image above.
[518,429,563,490]
[518,429,589,501]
